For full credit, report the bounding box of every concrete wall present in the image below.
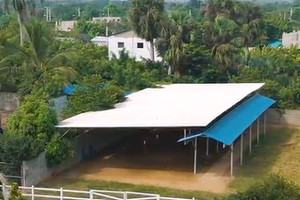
[266,109,300,126]
[282,31,300,48]
[22,130,126,186]
[0,92,19,128]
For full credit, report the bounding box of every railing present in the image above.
[0,185,195,200]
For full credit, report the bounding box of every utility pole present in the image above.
[77,7,81,18]
[45,6,51,22]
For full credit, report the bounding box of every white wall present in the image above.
[282,31,300,48]
[108,36,162,61]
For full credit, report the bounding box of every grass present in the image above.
[41,125,300,199]
[40,178,218,200]
[229,125,300,192]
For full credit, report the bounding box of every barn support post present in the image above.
[264,113,267,136]
[230,143,234,177]
[183,129,187,145]
[206,138,209,156]
[216,141,219,153]
[249,125,252,154]
[194,137,198,174]
[240,133,243,166]
[257,118,260,145]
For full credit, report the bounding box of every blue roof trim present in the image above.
[178,94,275,145]
[178,133,206,143]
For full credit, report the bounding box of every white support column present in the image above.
[216,141,219,153]
[193,137,198,174]
[206,138,209,156]
[257,118,260,145]
[230,143,234,177]
[183,129,187,145]
[249,125,252,154]
[264,113,267,136]
[240,134,243,166]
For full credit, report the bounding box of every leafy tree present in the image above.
[129,0,164,61]
[7,94,57,141]
[45,133,73,167]
[0,133,44,175]
[62,75,125,118]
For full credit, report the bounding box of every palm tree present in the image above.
[129,0,164,61]
[242,19,264,65]
[3,0,43,46]
[0,19,77,96]
[21,19,77,95]
[156,11,192,76]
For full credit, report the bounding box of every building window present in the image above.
[118,42,124,48]
[137,42,144,49]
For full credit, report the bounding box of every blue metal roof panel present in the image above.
[178,94,275,145]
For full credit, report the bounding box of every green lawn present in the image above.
[229,125,300,192]
[41,126,300,199]
[40,178,219,199]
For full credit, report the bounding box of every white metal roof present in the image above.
[57,83,264,129]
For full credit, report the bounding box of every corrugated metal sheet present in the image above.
[178,94,275,145]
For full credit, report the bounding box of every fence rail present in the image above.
[0,185,195,200]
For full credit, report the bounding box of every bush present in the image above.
[45,133,73,167]
[8,183,26,200]
[7,94,57,141]
[217,174,300,200]
[0,134,44,175]
[62,75,125,118]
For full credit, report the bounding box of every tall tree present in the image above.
[19,19,77,96]
[3,0,43,46]
[156,11,192,76]
[129,0,164,61]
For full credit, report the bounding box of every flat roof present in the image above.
[57,83,264,129]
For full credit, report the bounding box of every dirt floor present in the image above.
[57,132,234,193]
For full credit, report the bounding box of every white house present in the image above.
[108,31,162,61]
[91,36,109,46]
[92,17,121,23]
[282,31,300,48]
[55,20,77,32]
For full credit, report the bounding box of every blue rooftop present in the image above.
[268,40,282,48]
[178,94,275,145]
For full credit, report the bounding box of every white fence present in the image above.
[0,185,195,200]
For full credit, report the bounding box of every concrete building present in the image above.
[55,20,77,32]
[108,31,162,61]
[92,17,121,23]
[282,31,300,48]
[91,36,109,46]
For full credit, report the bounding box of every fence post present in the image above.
[2,184,7,200]
[156,194,160,200]
[123,192,127,200]
[60,187,63,200]
[90,190,93,200]
[31,185,34,200]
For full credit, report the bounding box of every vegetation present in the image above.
[8,183,25,200]
[0,0,300,196]
[219,175,300,200]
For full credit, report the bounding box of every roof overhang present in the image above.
[178,94,276,145]
[57,83,265,129]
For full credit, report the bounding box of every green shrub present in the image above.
[8,183,26,200]
[45,133,73,167]
[217,174,300,200]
